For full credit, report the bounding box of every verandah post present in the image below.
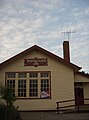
[56,102,59,114]
[77,98,80,112]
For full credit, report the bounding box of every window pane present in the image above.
[29,79,38,97]
[6,72,16,78]
[18,80,26,97]
[40,79,50,98]
[18,73,27,78]
[41,73,49,77]
[7,80,15,96]
[29,73,38,77]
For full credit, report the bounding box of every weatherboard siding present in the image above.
[0,50,75,110]
[83,83,89,104]
[75,74,89,82]
[74,74,89,104]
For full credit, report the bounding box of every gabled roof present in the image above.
[76,72,89,78]
[0,45,81,71]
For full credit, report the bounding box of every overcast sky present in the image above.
[0,0,89,73]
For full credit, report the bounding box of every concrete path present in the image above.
[20,112,89,120]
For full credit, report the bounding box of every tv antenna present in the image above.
[61,30,76,41]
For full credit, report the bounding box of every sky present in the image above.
[0,0,89,73]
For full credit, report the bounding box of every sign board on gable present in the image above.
[24,57,48,67]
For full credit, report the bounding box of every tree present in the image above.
[0,84,16,106]
[0,84,21,120]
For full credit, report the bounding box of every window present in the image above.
[5,71,51,98]
[40,79,50,98]
[6,73,15,96]
[18,72,26,78]
[41,79,49,92]
[41,72,49,77]
[6,72,16,78]
[29,79,38,97]
[29,72,38,77]
[7,80,15,96]
[18,80,26,97]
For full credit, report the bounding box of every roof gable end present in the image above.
[0,45,81,71]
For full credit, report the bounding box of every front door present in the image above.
[74,83,84,105]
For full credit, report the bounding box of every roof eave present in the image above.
[0,45,81,72]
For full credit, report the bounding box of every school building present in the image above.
[0,41,89,111]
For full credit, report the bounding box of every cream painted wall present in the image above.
[75,74,89,82]
[74,74,89,104]
[83,83,89,104]
[0,50,75,110]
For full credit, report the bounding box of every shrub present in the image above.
[0,104,21,120]
[0,85,16,106]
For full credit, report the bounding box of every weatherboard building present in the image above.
[0,41,89,111]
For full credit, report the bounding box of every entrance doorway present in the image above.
[74,83,84,105]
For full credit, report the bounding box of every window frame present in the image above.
[6,79,15,97]
[18,72,27,78]
[18,79,26,97]
[5,71,51,99]
[29,79,38,97]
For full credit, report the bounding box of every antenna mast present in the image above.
[61,30,76,41]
